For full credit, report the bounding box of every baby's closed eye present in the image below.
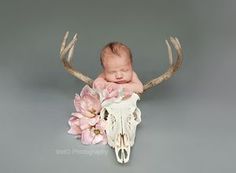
[121,69,129,72]
[108,71,116,74]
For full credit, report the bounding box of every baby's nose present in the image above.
[115,72,123,79]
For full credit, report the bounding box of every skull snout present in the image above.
[115,133,131,164]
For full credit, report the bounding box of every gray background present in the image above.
[0,0,235,172]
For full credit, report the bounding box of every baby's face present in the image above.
[103,54,133,84]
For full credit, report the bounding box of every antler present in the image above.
[143,37,183,92]
[60,31,94,86]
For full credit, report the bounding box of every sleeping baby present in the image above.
[93,42,143,99]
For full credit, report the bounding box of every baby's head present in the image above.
[100,42,133,84]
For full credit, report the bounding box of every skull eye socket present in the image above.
[133,109,138,121]
[104,109,109,120]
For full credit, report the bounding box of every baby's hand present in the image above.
[103,82,121,99]
[106,82,120,92]
[106,83,133,99]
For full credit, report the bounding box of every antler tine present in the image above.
[165,39,173,65]
[60,32,94,86]
[143,37,183,92]
[60,31,69,54]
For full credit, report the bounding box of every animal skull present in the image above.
[100,93,141,163]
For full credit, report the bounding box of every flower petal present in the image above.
[71,112,84,119]
[96,120,107,130]
[92,134,103,144]
[81,129,94,145]
[68,116,79,126]
[74,103,86,114]
[67,117,82,135]
[80,85,99,99]
[101,135,108,145]
[79,117,91,130]
[88,116,100,126]
[67,126,82,135]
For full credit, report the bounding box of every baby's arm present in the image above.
[93,72,143,94]
[120,71,143,94]
[93,73,107,89]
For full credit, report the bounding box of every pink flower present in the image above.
[68,85,108,145]
[68,116,82,136]
[80,121,107,145]
[69,112,100,130]
[74,85,101,118]
[73,113,100,130]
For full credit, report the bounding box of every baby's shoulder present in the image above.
[94,72,106,83]
[131,71,142,82]
[97,72,105,78]
[132,71,139,77]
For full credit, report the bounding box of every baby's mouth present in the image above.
[115,80,127,84]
